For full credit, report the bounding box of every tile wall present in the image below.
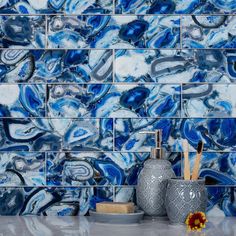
[0,0,235,216]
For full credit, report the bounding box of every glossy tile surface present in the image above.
[182,16,236,49]
[0,49,113,83]
[0,84,45,117]
[115,0,236,14]
[0,118,113,151]
[115,118,236,152]
[47,15,180,49]
[0,152,45,186]
[0,16,45,48]
[46,152,181,187]
[184,152,236,185]
[182,84,236,117]
[115,49,236,83]
[0,0,113,14]
[47,84,181,118]
[0,0,235,218]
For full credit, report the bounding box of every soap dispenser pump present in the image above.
[136,130,176,217]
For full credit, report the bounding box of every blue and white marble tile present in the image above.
[115,0,236,14]
[0,152,45,186]
[0,49,112,83]
[0,118,113,151]
[182,152,236,185]
[47,15,180,49]
[0,0,113,14]
[115,118,236,152]
[47,152,181,186]
[46,152,149,186]
[182,84,236,117]
[115,49,236,83]
[0,187,93,215]
[114,186,136,203]
[207,187,236,216]
[47,84,181,118]
[0,84,45,118]
[90,186,114,210]
[0,16,45,48]
[182,16,236,49]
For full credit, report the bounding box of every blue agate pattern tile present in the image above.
[0,152,45,186]
[47,15,180,49]
[115,49,236,83]
[46,152,181,186]
[46,152,149,186]
[115,0,236,14]
[182,16,236,49]
[207,187,236,216]
[0,0,113,14]
[0,49,112,83]
[0,187,92,215]
[0,16,45,48]
[184,152,236,185]
[115,118,236,152]
[0,84,45,118]
[114,186,136,203]
[47,84,181,118]
[182,84,236,117]
[0,118,113,151]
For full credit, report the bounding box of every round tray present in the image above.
[89,210,144,224]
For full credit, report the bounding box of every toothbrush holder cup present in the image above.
[165,178,207,224]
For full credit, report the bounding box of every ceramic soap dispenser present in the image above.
[136,130,176,217]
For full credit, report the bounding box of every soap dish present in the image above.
[89,210,144,224]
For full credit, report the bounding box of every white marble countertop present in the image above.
[0,216,235,236]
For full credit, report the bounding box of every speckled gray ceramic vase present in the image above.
[137,159,176,216]
[165,178,207,224]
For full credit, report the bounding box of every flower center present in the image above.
[194,219,200,225]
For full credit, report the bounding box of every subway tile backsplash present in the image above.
[0,0,235,216]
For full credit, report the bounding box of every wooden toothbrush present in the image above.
[183,139,190,180]
[191,141,204,180]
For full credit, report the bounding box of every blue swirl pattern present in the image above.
[115,0,236,14]
[0,0,235,217]
[0,49,112,83]
[115,118,236,152]
[0,152,45,186]
[46,152,181,186]
[0,118,113,151]
[186,152,236,185]
[182,16,236,49]
[47,15,180,49]
[47,84,181,118]
[207,187,236,216]
[0,187,93,215]
[182,84,236,117]
[0,84,45,117]
[0,0,113,14]
[115,49,236,83]
[0,16,45,48]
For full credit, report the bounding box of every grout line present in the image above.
[44,152,47,186]
[0,185,234,188]
[0,81,236,85]
[0,13,235,16]
[3,116,236,119]
[113,118,115,151]
[112,49,115,83]
[45,15,48,49]
[113,0,116,14]
[1,48,236,50]
[180,15,183,49]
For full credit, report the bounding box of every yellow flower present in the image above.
[185,212,208,232]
